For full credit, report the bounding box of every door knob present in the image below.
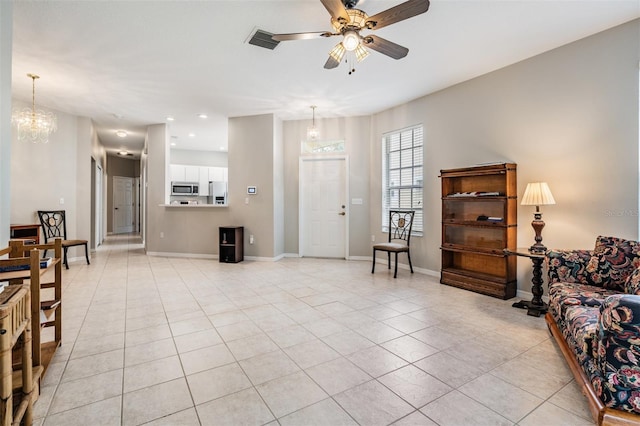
[338,212,346,216]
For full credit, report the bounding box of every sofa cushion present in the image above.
[586,237,640,291]
[564,305,600,362]
[548,281,618,325]
[547,249,596,286]
[597,295,640,413]
[625,268,640,295]
[594,236,637,254]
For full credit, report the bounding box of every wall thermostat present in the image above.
[247,186,257,194]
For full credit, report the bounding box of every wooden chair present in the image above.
[372,210,415,278]
[37,210,90,269]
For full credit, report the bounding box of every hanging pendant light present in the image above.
[307,105,319,141]
[12,73,57,143]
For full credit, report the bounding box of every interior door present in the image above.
[113,176,134,234]
[95,164,103,245]
[300,157,348,258]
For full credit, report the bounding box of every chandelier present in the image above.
[12,73,57,143]
[307,105,319,141]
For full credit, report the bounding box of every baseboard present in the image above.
[348,256,370,261]
[372,257,439,277]
[515,289,549,303]
[146,251,216,259]
[245,254,286,262]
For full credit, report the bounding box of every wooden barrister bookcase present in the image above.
[440,163,517,299]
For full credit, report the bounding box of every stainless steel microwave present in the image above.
[171,182,199,196]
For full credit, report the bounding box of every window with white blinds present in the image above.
[382,125,423,235]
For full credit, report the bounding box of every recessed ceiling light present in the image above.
[188,133,195,137]
[166,116,175,121]
[198,113,208,119]
[220,146,226,151]
[116,130,127,138]
[170,142,176,147]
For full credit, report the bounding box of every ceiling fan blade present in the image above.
[320,0,349,22]
[324,56,341,69]
[362,35,409,59]
[365,0,430,30]
[272,32,332,41]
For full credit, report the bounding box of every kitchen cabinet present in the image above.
[208,167,227,182]
[184,166,199,182]
[170,165,185,182]
[199,167,210,196]
[170,165,199,183]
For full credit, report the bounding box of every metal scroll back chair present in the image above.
[372,210,415,278]
[37,210,90,269]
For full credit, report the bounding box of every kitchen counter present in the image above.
[160,204,228,208]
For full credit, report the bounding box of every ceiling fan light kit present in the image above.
[270,0,430,71]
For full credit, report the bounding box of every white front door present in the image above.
[300,157,348,258]
[114,176,134,234]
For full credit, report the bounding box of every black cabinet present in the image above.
[219,226,244,263]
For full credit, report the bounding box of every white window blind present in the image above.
[382,125,423,234]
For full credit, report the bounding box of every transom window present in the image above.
[382,125,423,235]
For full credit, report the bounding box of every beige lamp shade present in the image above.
[521,182,556,206]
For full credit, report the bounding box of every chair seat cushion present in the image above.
[373,242,408,252]
[62,239,88,247]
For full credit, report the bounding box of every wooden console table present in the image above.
[505,248,547,317]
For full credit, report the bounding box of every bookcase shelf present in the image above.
[0,238,63,406]
[440,163,517,299]
[219,226,244,263]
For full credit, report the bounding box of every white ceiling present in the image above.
[10,0,640,157]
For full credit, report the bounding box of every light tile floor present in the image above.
[33,234,594,425]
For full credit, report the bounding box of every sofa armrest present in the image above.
[596,295,640,411]
[547,249,597,285]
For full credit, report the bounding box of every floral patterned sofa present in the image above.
[545,236,640,425]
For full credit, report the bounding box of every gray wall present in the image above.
[228,114,277,259]
[369,19,640,287]
[283,115,372,258]
[144,114,281,259]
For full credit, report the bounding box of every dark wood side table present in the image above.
[505,248,547,317]
[10,224,40,245]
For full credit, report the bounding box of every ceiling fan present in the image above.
[271,0,430,70]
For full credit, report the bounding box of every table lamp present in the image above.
[521,182,556,253]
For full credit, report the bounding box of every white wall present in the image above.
[0,1,12,246]
[9,100,94,259]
